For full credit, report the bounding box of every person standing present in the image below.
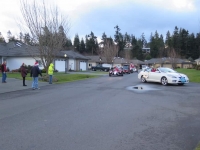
[48,63,54,84]
[20,63,27,86]
[30,62,42,90]
[1,61,7,83]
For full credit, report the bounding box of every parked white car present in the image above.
[138,67,189,86]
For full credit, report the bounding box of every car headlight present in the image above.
[167,75,177,78]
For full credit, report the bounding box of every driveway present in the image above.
[0,73,200,150]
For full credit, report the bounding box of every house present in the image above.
[144,58,193,68]
[86,55,143,68]
[142,48,150,53]
[195,58,200,65]
[0,41,89,72]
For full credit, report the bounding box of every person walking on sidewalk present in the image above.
[30,62,42,90]
[20,63,27,86]
[1,61,7,83]
[48,63,54,84]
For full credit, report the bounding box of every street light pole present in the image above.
[64,54,67,73]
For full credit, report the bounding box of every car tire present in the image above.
[109,73,111,77]
[121,73,123,76]
[141,76,146,83]
[161,77,168,86]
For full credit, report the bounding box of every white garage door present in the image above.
[80,61,86,71]
[55,60,65,72]
[69,59,75,70]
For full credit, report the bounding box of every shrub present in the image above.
[12,69,20,72]
[39,75,58,82]
[41,69,46,73]
[196,65,200,70]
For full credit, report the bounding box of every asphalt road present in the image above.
[0,73,200,150]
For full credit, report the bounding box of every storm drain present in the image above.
[126,85,160,93]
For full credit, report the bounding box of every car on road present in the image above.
[138,67,189,85]
[109,66,123,77]
[122,65,130,74]
[91,64,111,72]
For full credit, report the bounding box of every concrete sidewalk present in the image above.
[0,78,50,94]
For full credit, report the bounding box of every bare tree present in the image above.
[122,50,131,63]
[100,39,118,64]
[167,48,180,68]
[20,0,70,72]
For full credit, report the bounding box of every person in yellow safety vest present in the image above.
[48,63,54,84]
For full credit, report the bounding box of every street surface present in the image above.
[0,73,200,150]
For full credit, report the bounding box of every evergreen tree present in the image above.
[114,25,125,56]
[101,32,107,43]
[150,31,158,58]
[187,33,196,59]
[59,25,67,48]
[131,36,144,60]
[65,38,72,48]
[7,30,16,42]
[141,33,147,48]
[86,31,98,55]
[165,31,172,48]
[73,34,80,51]
[80,38,86,53]
[172,26,180,54]
[195,33,200,59]
[0,32,5,43]
[177,28,188,57]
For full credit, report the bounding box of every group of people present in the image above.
[1,61,54,90]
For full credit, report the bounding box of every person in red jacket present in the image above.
[20,63,27,86]
[151,67,156,72]
[1,61,7,83]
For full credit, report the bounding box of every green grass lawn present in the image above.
[195,142,200,150]
[1,69,199,83]
[176,68,200,83]
[0,72,99,83]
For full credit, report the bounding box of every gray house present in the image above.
[0,41,89,71]
[86,55,144,68]
[144,58,193,68]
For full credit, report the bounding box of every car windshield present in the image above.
[143,67,151,72]
[123,66,129,69]
[159,68,177,73]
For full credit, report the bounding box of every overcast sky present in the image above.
[1,0,200,43]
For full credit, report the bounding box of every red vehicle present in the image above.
[130,63,137,73]
[109,66,123,77]
[122,65,130,74]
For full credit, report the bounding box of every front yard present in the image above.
[0,72,100,83]
[176,68,200,83]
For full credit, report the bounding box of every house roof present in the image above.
[195,58,200,61]
[145,58,193,64]
[129,59,144,64]
[86,55,144,64]
[0,42,89,60]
